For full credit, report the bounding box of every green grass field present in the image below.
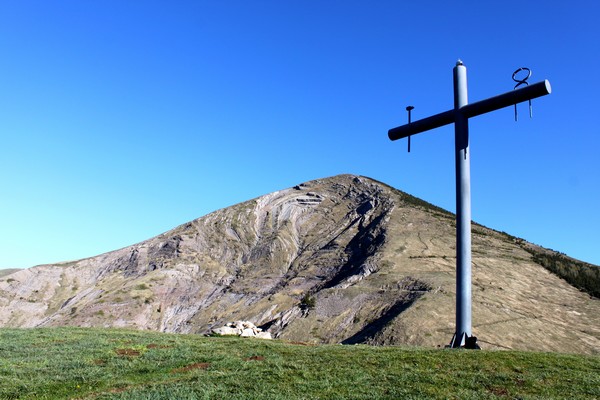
[0,328,598,399]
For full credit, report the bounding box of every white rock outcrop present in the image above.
[211,321,272,339]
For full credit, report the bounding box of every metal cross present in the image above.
[388,60,551,348]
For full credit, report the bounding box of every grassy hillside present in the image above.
[518,242,600,298]
[0,328,598,399]
[374,175,600,300]
[0,269,20,278]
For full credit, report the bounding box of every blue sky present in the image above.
[1,1,599,269]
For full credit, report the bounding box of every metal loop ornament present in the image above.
[512,67,532,120]
[512,67,531,88]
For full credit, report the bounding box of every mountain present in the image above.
[0,175,598,354]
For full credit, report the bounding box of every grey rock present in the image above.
[212,326,238,336]
[240,328,256,338]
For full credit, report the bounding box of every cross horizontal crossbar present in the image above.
[388,79,551,141]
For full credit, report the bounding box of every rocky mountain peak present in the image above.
[0,174,598,354]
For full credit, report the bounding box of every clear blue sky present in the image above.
[1,1,599,269]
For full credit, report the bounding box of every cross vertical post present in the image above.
[387,60,551,348]
[452,61,472,347]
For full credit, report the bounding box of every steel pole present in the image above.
[451,60,472,347]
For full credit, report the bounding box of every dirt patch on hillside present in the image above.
[171,362,210,373]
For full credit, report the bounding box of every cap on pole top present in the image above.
[456,59,464,66]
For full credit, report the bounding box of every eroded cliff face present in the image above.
[1,174,599,354]
[0,176,405,338]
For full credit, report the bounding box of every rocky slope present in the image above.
[0,174,598,354]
